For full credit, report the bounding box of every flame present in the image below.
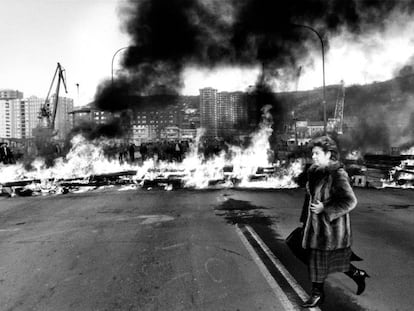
[0,107,304,194]
[401,146,414,155]
[0,135,136,183]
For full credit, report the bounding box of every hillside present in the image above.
[276,74,414,152]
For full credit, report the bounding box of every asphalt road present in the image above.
[0,187,413,311]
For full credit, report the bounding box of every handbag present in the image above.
[286,226,309,264]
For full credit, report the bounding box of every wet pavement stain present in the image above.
[214,198,280,264]
[214,198,273,228]
[388,204,413,209]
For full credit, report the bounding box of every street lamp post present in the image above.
[292,24,327,134]
[111,47,129,86]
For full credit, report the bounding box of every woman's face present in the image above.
[312,146,331,167]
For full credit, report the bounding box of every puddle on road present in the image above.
[215,198,271,224]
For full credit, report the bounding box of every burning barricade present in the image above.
[0,117,304,197]
[2,131,412,196]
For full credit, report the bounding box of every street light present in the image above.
[111,46,129,86]
[292,111,298,146]
[292,24,326,134]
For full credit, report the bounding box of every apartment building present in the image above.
[0,90,26,139]
[0,91,74,140]
[0,89,23,100]
[0,98,26,139]
[49,95,74,140]
[200,88,248,138]
[131,105,182,143]
[199,87,218,137]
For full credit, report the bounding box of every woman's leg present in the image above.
[303,249,328,307]
[345,264,370,295]
[302,282,325,308]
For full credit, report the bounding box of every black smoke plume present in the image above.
[92,0,414,137]
[70,119,127,140]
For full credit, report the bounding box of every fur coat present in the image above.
[302,161,357,250]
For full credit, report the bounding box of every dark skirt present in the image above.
[309,247,352,283]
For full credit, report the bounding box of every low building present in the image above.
[70,104,111,127]
[180,128,198,141]
[307,121,325,137]
[160,126,180,141]
[132,104,182,140]
[131,124,149,145]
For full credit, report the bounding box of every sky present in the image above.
[1,0,414,106]
[0,0,130,106]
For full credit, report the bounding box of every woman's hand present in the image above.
[310,200,324,214]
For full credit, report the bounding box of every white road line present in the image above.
[244,225,312,302]
[237,224,322,311]
[235,225,300,311]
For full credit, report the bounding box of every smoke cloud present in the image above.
[92,0,414,143]
[115,0,414,88]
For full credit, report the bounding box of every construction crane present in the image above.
[333,80,345,134]
[38,62,68,131]
[32,63,68,159]
[33,63,68,139]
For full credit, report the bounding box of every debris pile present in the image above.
[346,147,414,189]
[383,158,414,188]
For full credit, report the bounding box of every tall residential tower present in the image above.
[199,88,248,138]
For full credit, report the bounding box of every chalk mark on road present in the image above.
[0,228,20,232]
[158,242,187,250]
[164,272,192,286]
[204,258,225,283]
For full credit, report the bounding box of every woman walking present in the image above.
[301,136,369,308]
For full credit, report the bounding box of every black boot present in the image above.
[345,264,370,295]
[302,282,324,308]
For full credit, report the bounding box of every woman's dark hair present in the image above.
[309,135,339,161]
